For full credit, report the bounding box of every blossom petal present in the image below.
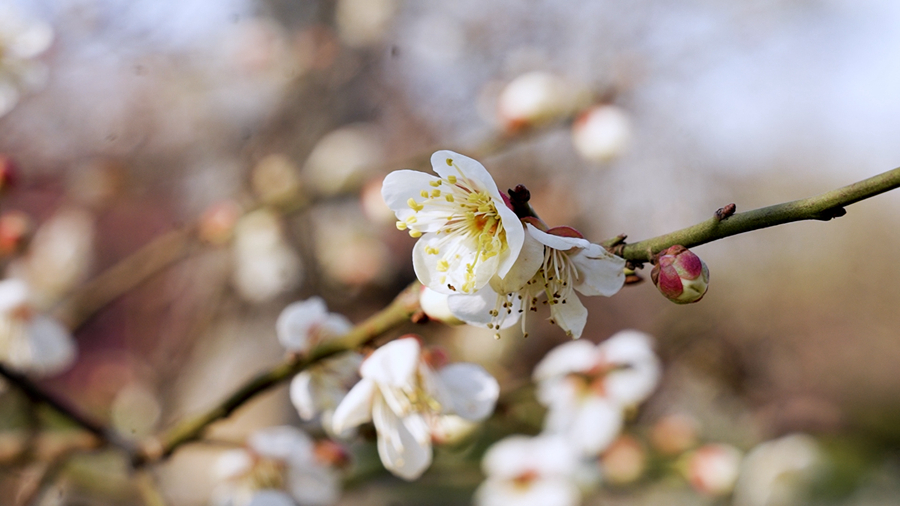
[562,396,623,456]
[600,330,661,406]
[548,293,589,339]
[290,372,318,420]
[381,169,443,229]
[247,490,299,506]
[482,434,577,479]
[285,461,341,506]
[475,477,581,506]
[437,363,499,421]
[359,338,420,387]
[249,426,314,461]
[532,340,600,381]
[372,395,433,480]
[493,228,545,293]
[413,232,486,294]
[446,286,521,330]
[331,378,375,434]
[526,224,591,252]
[570,243,625,297]
[276,297,328,352]
[20,316,77,375]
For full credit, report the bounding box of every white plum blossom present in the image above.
[213,426,340,506]
[277,297,352,354]
[331,337,499,480]
[0,278,76,376]
[450,222,625,339]
[733,434,821,506]
[0,3,53,117]
[533,330,661,456]
[382,150,524,295]
[277,298,360,434]
[232,209,303,303]
[475,434,580,506]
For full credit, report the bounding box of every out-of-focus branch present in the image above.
[605,167,900,263]
[133,280,423,467]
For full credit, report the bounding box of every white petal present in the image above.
[548,292,588,339]
[359,338,420,387]
[290,372,318,420]
[437,363,499,421]
[446,286,521,330]
[21,316,77,375]
[562,397,623,456]
[285,461,341,506]
[380,169,443,228]
[276,297,328,352]
[600,330,661,406]
[214,449,254,480]
[0,279,29,312]
[526,224,591,252]
[482,434,577,479]
[249,426,314,461]
[475,477,580,506]
[372,395,432,480]
[532,340,599,381]
[247,490,297,506]
[331,379,375,434]
[493,229,545,293]
[570,243,626,297]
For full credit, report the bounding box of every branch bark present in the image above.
[605,167,900,263]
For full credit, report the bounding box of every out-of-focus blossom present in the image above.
[0,210,32,257]
[252,154,302,205]
[290,352,362,437]
[533,330,661,456]
[213,426,340,506]
[199,200,243,246]
[419,286,463,325]
[232,209,303,303]
[451,223,625,339]
[382,150,524,295]
[303,125,384,196]
[312,202,395,287]
[651,245,710,305]
[496,72,586,131]
[0,279,76,376]
[7,207,95,307]
[683,443,743,497]
[335,0,398,48]
[600,435,646,486]
[360,176,397,225]
[733,434,820,506]
[277,297,352,355]
[650,413,699,456]
[0,3,52,117]
[475,434,580,506]
[110,382,162,438]
[332,337,499,480]
[571,105,632,163]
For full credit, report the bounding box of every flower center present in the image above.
[399,159,508,294]
[244,456,287,491]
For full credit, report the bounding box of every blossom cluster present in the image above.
[383,150,626,340]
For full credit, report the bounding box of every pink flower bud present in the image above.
[650,245,709,304]
[683,443,743,496]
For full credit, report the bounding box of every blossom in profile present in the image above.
[532,330,661,456]
[277,297,352,354]
[0,3,53,117]
[449,222,625,339]
[571,105,632,163]
[474,434,580,506]
[232,209,303,303]
[732,434,820,506]
[331,337,499,480]
[496,72,586,131]
[0,278,76,376]
[212,426,341,506]
[382,150,524,296]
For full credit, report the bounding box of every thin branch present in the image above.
[0,363,132,456]
[606,167,900,263]
[133,280,423,467]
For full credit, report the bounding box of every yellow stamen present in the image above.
[445,194,454,202]
[429,180,441,187]
[407,198,424,212]
[431,189,441,198]
[437,260,450,272]
[409,230,422,238]
[420,190,429,198]
[447,175,457,184]
[396,221,407,230]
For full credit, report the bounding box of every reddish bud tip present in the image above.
[651,246,709,304]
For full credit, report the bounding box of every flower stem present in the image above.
[605,167,900,263]
[133,280,423,467]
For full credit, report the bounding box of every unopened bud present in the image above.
[0,211,33,256]
[651,245,709,304]
[198,200,242,245]
[0,155,18,192]
[497,72,585,132]
[682,443,743,496]
[571,105,632,163]
[314,439,351,468]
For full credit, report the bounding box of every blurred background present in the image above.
[1,0,900,504]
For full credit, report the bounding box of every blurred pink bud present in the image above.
[0,210,32,256]
[650,413,699,456]
[684,443,743,496]
[0,156,17,191]
[650,245,709,304]
[314,439,351,469]
[600,435,646,485]
[497,72,585,132]
[198,200,242,245]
